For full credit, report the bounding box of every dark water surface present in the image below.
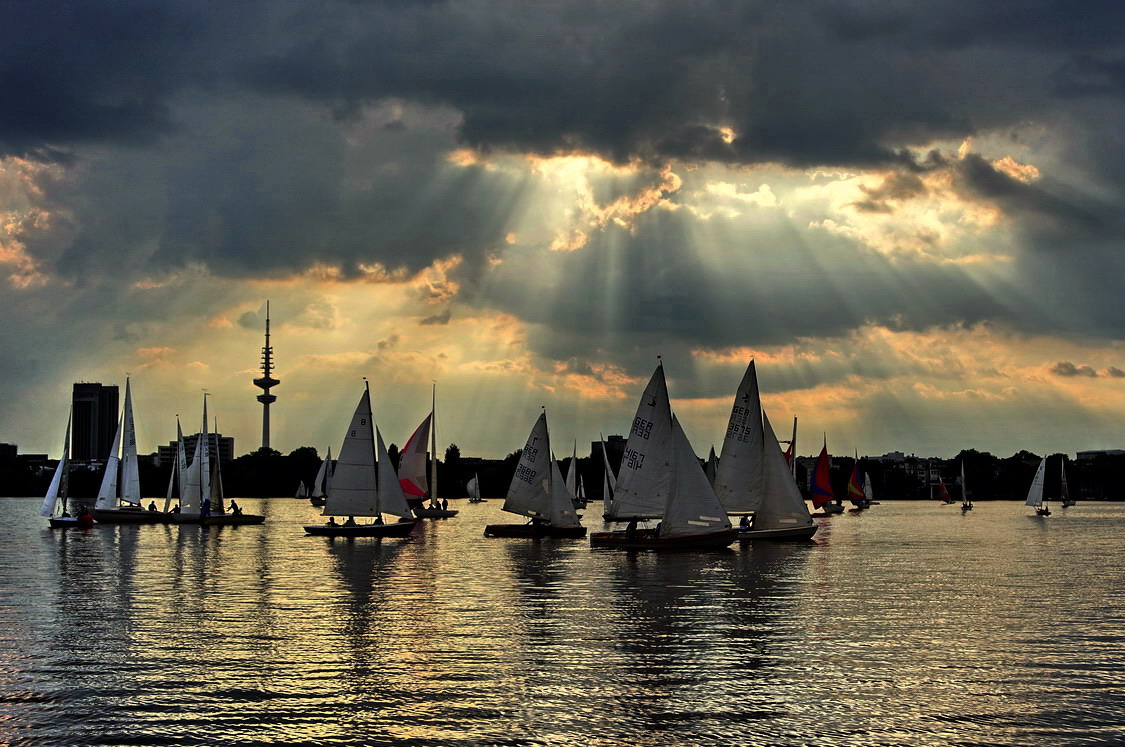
[1,498,1122,746]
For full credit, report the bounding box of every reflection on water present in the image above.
[0,498,1122,746]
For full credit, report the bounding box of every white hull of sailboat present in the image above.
[91,506,170,524]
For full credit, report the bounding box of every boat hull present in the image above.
[48,516,92,529]
[483,523,587,539]
[304,519,419,538]
[201,514,265,526]
[413,507,459,519]
[91,507,170,524]
[738,524,818,541]
[812,503,844,515]
[589,528,737,551]
[309,497,326,507]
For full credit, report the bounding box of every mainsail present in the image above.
[1024,457,1047,507]
[606,362,673,521]
[323,388,379,517]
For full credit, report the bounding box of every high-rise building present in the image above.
[253,301,279,450]
[157,433,235,468]
[72,383,119,461]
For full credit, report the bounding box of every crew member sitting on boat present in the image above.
[326,517,337,526]
[739,515,751,530]
[344,516,357,526]
[229,500,242,515]
[148,501,158,512]
[374,515,383,525]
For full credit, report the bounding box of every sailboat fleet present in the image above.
[36,361,1082,537]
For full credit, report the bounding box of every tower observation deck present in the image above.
[253,301,280,450]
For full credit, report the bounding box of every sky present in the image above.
[4,1,1125,461]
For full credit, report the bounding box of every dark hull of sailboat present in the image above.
[961,503,973,511]
[413,507,459,519]
[309,497,326,507]
[738,524,817,541]
[483,523,587,539]
[812,503,844,516]
[201,514,265,526]
[91,507,170,524]
[589,528,737,551]
[304,519,419,538]
[1035,508,1051,516]
[48,516,91,529]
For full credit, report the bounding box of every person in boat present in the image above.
[229,500,242,515]
[148,501,158,512]
[201,498,211,519]
[626,519,638,538]
[77,505,95,529]
[326,516,337,526]
[374,515,384,525]
[171,504,181,513]
[344,516,357,526]
[441,498,448,510]
[739,515,751,530]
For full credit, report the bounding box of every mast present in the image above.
[430,383,438,504]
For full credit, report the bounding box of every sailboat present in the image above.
[590,360,736,551]
[960,460,973,511]
[484,410,587,538]
[295,481,308,499]
[202,416,263,526]
[92,378,165,523]
[1025,457,1051,516]
[809,440,843,516]
[466,473,485,503]
[305,383,420,537]
[40,410,92,528]
[712,361,816,541]
[1060,459,1076,507]
[309,447,332,507]
[599,434,616,520]
[937,476,955,504]
[400,386,458,519]
[846,455,870,510]
[704,445,718,487]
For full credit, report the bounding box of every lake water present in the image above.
[1,498,1122,746]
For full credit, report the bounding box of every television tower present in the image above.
[253,301,280,450]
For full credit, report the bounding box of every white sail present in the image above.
[467,474,480,499]
[714,360,764,514]
[546,456,582,527]
[398,413,431,500]
[754,411,815,531]
[165,418,187,513]
[564,442,578,501]
[705,446,718,487]
[324,388,379,517]
[119,378,141,505]
[599,434,616,517]
[1024,457,1047,507]
[39,414,72,517]
[503,412,552,520]
[607,363,673,520]
[199,397,212,511]
[296,481,308,498]
[1060,460,1070,502]
[94,417,123,510]
[658,415,731,539]
[180,429,203,514]
[376,427,413,519]
[577,474,586,502]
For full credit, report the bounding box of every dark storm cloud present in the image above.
[8,1,1125,169]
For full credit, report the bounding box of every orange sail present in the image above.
[847,464,866,504]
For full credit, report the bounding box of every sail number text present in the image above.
[515,464,538,484]
[624,447,646,470]
[631,417,654,440]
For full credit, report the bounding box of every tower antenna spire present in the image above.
[253,300,280,450]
